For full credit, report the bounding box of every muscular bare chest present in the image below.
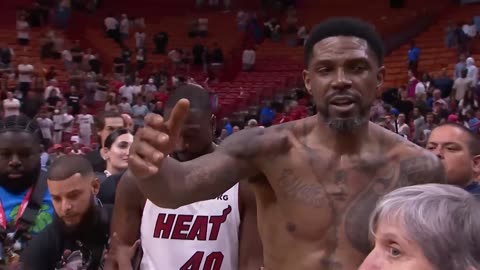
[259,145,401,265]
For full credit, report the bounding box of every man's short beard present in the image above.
[59,194,97,236]
[0,167,40,194]
[327,116,369,133]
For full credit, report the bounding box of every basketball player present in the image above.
[106,85,262,270]
[129,18,445,270]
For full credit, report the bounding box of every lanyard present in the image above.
[0,188,33,230]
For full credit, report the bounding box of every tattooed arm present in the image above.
[133,127,283,209]
[397,150,446,186]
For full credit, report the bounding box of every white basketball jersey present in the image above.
[140,184,240,270]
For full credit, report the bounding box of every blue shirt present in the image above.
[224,123,233,135]
[0,185,54,234]
[260,107,275,125]
[408,47,420,62]
[465,182,480,198]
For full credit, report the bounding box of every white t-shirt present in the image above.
[120,18,129,34]
[414,82,426,97]
[77,114,94,135]
[37,117,53,140]
[63,113,75,133]
[16,21,29,39]
[18,64,34,83]
[135,32,146,48]
[118,102,132,114]
[52,114,65,131]
[104,17,118,30]
[453,77,473,101]
[242,49,256,65]
[119,85,138,104]
[3,98,20,117]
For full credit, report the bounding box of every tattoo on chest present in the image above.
[344,168,397,255]
[277,168,327,208]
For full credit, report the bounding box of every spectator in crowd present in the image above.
[68,136,83,155]
[397,113,410,139]
[44,79,60,100]
[132,95,149,131]
[40,144,49,172]
[0,116,54,266]
[136,48,146,71]
[37,110,54,147]
[242,46,256,71]
[406,69,420,98]
[18,57,34,97]
[153,31,168,54]
[118,96,132,114]
[452,68,473,105]
[119,79,137,104]
[3,91,21,118]
[100,128,133,178]
[119,14,129,41]
[433,67,454,101]
[104,95,119,112]
[77,106,95,146]
[465,109,480,132]
[52,108,65,144]
[463,20,477,38]
[264,18,281,42]
[135,28,146,49]
[217,128,228,142]
[417,112,437,147]
[65,85,82,115]
[198,17,208,37]
[260,101,275,127]
[22,155,111,270]
[0,42,14,70]
[454,54,467,79]
[466,56,478,86]
[458,89,478,117]
[445,20,456,48]
[104,13,119,41]
[427,123,480,196]
[297,25,308,46]
[360,184,480,270]
[85,111,125,173]
[407,40,420,74]
[16,14,30,46]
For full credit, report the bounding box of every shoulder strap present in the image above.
[16,171,48,233]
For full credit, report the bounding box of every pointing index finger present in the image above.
[165,98,190,138]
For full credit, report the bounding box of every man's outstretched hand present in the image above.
[128,99,190,179]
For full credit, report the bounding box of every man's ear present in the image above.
[376,66,385,89]
[302,69,312,96]
[92,178,100,195]
[472,154,480,176]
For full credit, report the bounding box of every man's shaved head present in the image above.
[48,155,94,181]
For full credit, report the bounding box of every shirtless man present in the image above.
[128,18,445,270]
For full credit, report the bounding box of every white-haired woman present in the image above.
[360,184,480,270]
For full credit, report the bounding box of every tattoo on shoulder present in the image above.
[397,155,445,186]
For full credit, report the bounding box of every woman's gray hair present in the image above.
[370,184,480,270]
